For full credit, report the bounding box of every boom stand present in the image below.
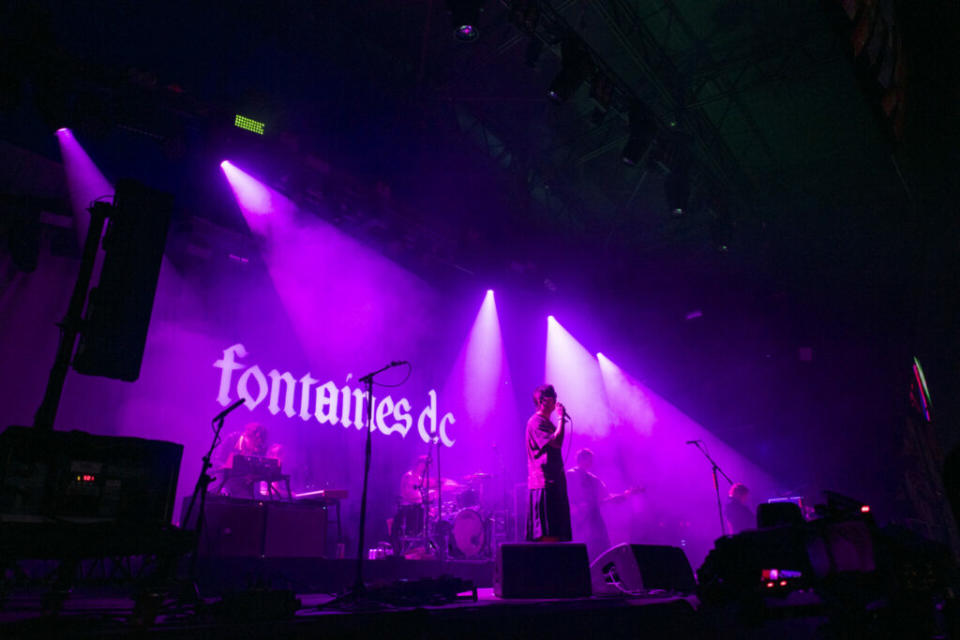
[181,401,245,595]
[690,441,734,537]
[351,362,399,595]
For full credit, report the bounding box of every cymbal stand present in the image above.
[418,439,433,556]
[433,435,447,561]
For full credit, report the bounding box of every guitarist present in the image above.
[567,449,641,560]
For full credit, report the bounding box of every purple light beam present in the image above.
[545,316,611,438]
[56,128,113,246]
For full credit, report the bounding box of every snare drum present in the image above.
[449,508,486,558]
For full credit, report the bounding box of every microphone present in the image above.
[685,439,702,445]
[212,398,246,422]
[390,360,409,367]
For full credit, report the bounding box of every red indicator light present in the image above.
[779,580,787,586]
[860,505,870,513]
[766,582,775,588]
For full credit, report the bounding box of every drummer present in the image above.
[399,455,431,504]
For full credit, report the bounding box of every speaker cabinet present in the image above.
[187,497,266,557]
[494,543,591,598]
[590,544,695,595]
[264,500,327,557]
[182,497,329,558]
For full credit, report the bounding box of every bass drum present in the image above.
[450,508,486,558]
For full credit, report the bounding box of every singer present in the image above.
[525,384,572,541]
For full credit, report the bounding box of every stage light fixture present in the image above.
[447,0,484,41]
[547,38,593,104]
[525,38,544,67]
[509,0,540,33]
[234,114,265,135]
[621,103,657,166]
[589,71,614,111]
[664,155,691,216]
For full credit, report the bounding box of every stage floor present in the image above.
[1,587,702,640]
[195,555,499,594]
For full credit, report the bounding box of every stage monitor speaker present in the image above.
[494,543,591,598]
[590,543,696,595]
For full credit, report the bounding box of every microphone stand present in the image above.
[689,441,733,537]
[351,361,399,597]
[181,404,242,601]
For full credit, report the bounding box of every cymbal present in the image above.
[463,471,495,481]
[422,477,465,491]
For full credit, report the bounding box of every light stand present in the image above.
[689,440,734,537]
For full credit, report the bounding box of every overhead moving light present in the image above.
[621,103,657,166]
[509,0,542,66]
[707,191,734,252]
[548,38,593,103]
[589,71,615,115]
[664,164,690,216]
[447,0,485,42]
[663,143,692,216]
[508,0,540,33]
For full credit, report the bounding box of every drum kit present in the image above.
[393,471,506,561]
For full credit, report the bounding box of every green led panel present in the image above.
[234,114,265,135]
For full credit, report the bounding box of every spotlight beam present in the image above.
[545,316,610,438]
[56,128,114,246]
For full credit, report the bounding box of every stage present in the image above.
[0,585,701,640]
